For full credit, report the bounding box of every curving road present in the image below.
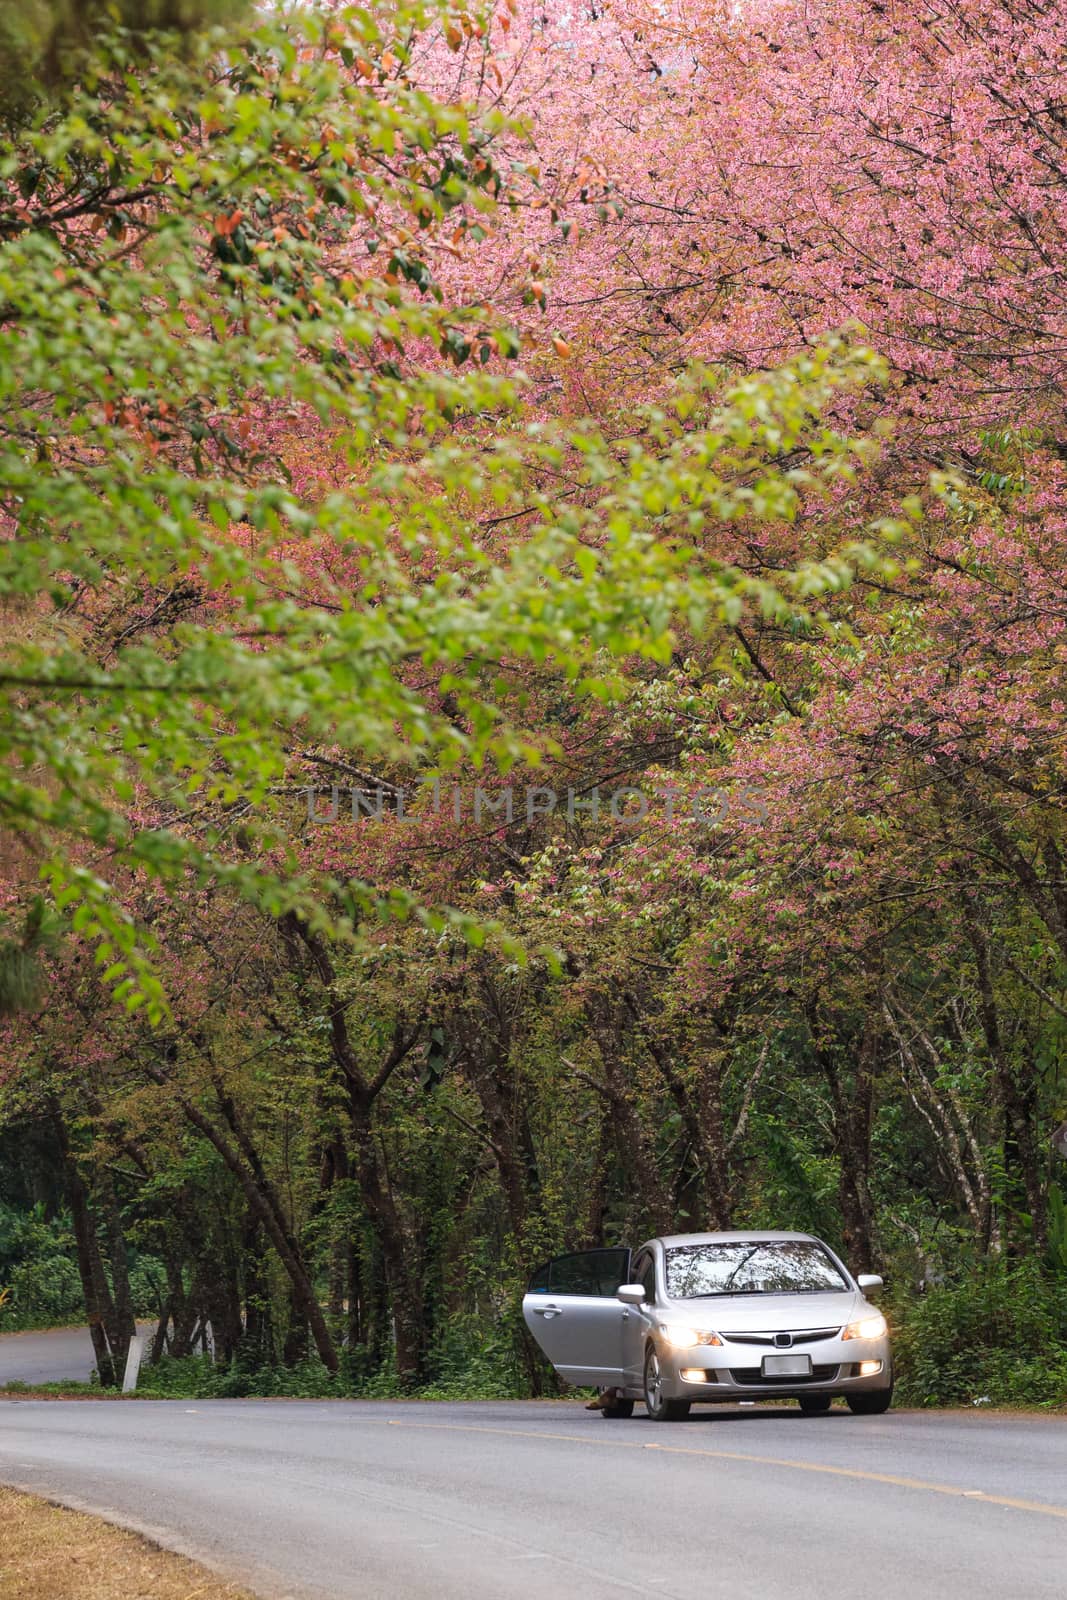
[0,1322,157,1386]
[1,1396,1066,1599]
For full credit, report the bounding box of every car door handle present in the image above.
[532,1304,562,1318]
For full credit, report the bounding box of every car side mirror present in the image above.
[616,1283,646,1307]
[857,1274,884,1295]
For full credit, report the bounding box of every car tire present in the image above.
[644,1348,691,1422]
[846,1386,893,1415]
[600,1397,635,1419]
[798,1395,832,1414]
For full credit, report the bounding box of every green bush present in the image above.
[418,1313,527,1400]
[127,1255,166,1319]
[6,1252,82,1326]
[0,1202,164,1332]
[132,1313,529,1401]
[892,1261,1067,1408]
[138,1353,367,1400]
[0,1203,82,1330]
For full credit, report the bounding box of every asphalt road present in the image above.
[0,1325,104,1385]
[0,1323,156,1385]
[1,1397,1065,1600]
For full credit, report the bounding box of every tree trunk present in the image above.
[467,1058,529,1238]
[812,1014,878,1272]
[96,1173,136,1375]
[584,1118,614,1247]
[964,902,1046,1249]
[144,1064,339,1373]
[48,1102,123,1386]
[637,1018,733,1229]
[884,999,998,1250]
[284,919,424,1381]
[347,1094,425,1385]
[586,999,672,1233]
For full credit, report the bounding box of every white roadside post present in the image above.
[122,1333,145,1393]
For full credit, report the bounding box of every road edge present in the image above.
[0,1475,287,1600]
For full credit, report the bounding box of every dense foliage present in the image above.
[1,1,1065,1407]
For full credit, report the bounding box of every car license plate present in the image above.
[761,1354,812,1378]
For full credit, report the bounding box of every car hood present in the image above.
[666,1290,860,1334]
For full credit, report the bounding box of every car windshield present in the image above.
[665,1240,848,1298]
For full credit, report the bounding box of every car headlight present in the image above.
[659,1325,723,1349]
[843,1313,887,1341]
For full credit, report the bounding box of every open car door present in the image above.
[522,1247,631,1387]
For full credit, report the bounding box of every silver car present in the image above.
[523,1230,892,1420]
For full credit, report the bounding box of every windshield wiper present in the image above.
[721,1245,761,1291]
[684,1289,770,1298]
[682,1286,843,1298]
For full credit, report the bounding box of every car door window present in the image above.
[526,1248,631,1297]
[526,1261,550,1294]
[638,1253,657,1304]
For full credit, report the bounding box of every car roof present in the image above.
[648,1231,820,1249]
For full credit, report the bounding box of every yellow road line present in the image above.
[374,1416,1067,1523]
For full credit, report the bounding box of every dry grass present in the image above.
[0,1486,258,1600]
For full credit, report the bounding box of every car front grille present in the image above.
[724,1327,841,1347]
[729,1365,839,1386]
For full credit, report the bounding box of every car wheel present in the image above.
[798,1395,832,1414]
[846,1386,893,1415]
[644,1348,691,1422]
[600,1397,635,1419]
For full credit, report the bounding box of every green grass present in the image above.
[0,1379,113,1398]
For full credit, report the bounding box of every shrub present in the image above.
[418,1313,527,1400]
[0,1203,82,1330]
[892,1260,1067,1408]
